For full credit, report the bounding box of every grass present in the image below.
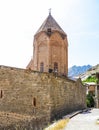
[96,119,99,124]
[45,118,69,130]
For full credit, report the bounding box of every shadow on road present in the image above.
[82,108,92,114]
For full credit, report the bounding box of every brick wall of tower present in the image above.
[33,32,49,72]
[49,32,68,75]
[32,32,68,75]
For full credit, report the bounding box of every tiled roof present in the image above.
[35,14,66,36]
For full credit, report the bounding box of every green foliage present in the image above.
[83,76,97,83]
[86,93,95,107]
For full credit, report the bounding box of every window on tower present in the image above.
[47,28,51,36]
[40,62,44,72]
[54,62,58,73]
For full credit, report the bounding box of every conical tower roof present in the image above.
[35,13,66,36]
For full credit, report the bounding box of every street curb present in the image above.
[44,108,91,130]
[63,108,91,119]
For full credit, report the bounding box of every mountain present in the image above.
[68,65,92,78]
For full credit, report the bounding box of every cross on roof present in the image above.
[49,8,51,15]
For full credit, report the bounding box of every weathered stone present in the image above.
[0,66,86,123]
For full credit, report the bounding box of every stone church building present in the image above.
[27,12,68,76]
[0,13,86,129]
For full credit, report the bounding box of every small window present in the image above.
[47,28,51,33]
[33,97,36,107]
[0,90,3,98]
[40,62,44,72]
[47,28,51,36]
[54,62,58,72]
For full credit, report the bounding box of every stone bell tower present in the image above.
[27,12,68,76]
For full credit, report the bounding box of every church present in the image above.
[0,12,86,129]
[27,12,68,76]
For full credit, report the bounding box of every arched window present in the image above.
[54,62,58,72]
[40,62,44,72]
[33,97,36,107]
[0,90,3,98]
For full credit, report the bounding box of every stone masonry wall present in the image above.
[49,77,86,120]
[0,65,86,123]
[0,66,51,120]
[31,31,68,75]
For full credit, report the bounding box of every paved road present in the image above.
[64,109,99,130]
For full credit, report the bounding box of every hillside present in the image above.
[79,64,99,80]
[68,65,92,78]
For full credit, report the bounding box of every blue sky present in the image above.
[0,0,99,68]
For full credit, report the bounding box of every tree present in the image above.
[86,93,95,107]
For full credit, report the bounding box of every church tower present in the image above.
[27,12,68,76]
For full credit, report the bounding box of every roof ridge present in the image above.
[35,14,66,36]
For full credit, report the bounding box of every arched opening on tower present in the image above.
[54,62,58,73]
[33,97,36,107]
[0,90,3,98]
[40,62,44,72]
